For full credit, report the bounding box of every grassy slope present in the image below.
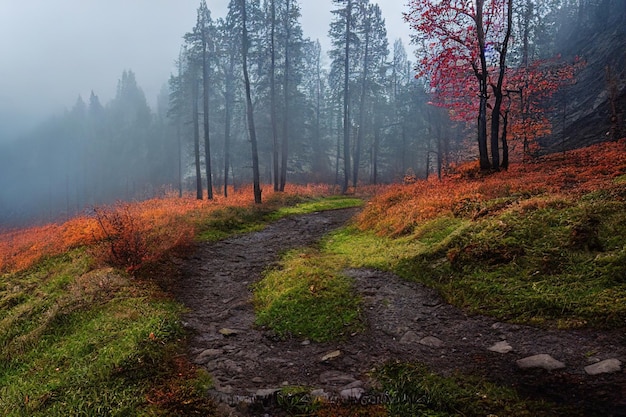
[252,140,626,416]
[0,193,362,416]
[2,140,625,416]
[350,141,626,328]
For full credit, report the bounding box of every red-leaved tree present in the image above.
[505,56,585,161]
[406,0,513,171]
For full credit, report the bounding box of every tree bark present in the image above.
[202,34,213,199]
[191,75,203,200]
[353,17,370,188]
[341,0,352,194]
[241,0,262,204]
[475,0,491,170]
[279,0,291,191]
[489,0,513,171]
[270,0,280,192]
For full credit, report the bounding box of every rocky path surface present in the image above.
[174,208,626,416]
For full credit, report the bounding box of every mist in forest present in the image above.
[0,0,622,227]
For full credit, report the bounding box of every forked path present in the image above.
[174,208,626,416]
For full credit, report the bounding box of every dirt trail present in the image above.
[174,208,626,416]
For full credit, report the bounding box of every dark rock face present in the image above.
[543,4,626,152]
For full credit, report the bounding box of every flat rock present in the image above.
[340,387,365,401]
[255,388,279,398]
[400,331,421,345]
[219,328,239,336]
[516,354,565,370]
[341,380,364,390]
[319,370,356,385]
[488,341,513,354]
[419,336,444,348]
[584,359,622,375]
[194,348,224,364]
[321,349,342,361]
[310,389,330,400]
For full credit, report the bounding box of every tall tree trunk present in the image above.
[279,0,291,191]
[202,37,213,199]
[489,0,513,171]
[372,127,379,184]
[191,76,203,200]
[223,78,232,198]
[335,111,341,187]
[501,110,509,170]
[353,23,370,188]
[313,42,322,175]
[341,0,352,194]
[241,0,262,204]
[475,0,491,170]
[176,119,183,197]
[223,42,236,198]
[270,0,280,192]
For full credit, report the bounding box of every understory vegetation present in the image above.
[253,140,626,415]
[1,141,625,415]
[0,187,360,416]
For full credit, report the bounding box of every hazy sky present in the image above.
[0,0,413,142]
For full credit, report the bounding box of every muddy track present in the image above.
[174,208,626,417]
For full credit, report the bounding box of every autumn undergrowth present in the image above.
[0,187,361,416]
[333,140,626,329]
[0,251,215,416]
[255,141,625,415]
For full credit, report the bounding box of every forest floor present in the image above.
[173,208,626,417]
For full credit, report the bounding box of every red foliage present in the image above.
[406,1,585,165]
[406,0,509,121]
[506,57,585,160]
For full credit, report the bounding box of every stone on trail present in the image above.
[255,388,279,398]
[400,330,421,345]
[584,359,622,375]
[488,341,513,354]
[516,354,565,370]
[320,350,342,362]
[419,336,444,348]
[319,370,355,385]
[219,328,239,336]
[340,387,365,401]
[195,348,224,364]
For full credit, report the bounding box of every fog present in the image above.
[0,0,411,142]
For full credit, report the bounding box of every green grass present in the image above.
[0,251,191,416]
[253,248,363,342]
[0,195,363,416]
[316,190,626,329]
[196,196,363,241]
[375,362,582,417]
[269,195,364,219]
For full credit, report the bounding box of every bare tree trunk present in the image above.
[341,0,352,194]
[353,21,370,188]
[202,37,213,199]
[270,0,279,192]
[191,75,203,200]
[475,0,491,170]
[279,0,291,191]
[489,0,513,171]
[223,82,232,198]
[241,0,262,204]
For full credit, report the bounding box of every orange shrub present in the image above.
[0,183,342,274]
[358,139,626,237]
